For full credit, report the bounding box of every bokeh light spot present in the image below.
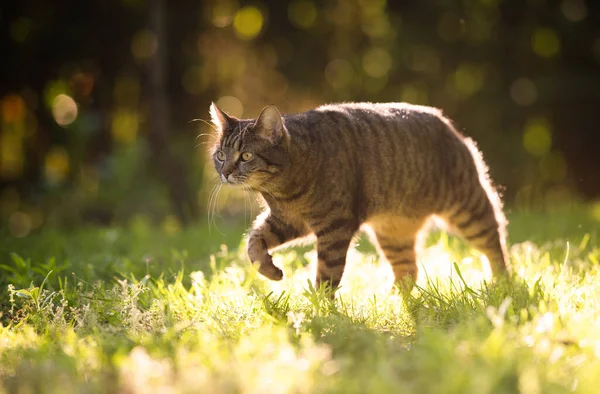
[212,0,238,28]
[44,146,70,184]
[452,64,484,96]
[362,48,392,78]
[10,17,32,43]
[162,215,181,234]
[523,117,552,157]
[44,80,68,109]
[325,59,354,89]
[361,14,392,38]
[592,203,600,222]
[114,75,141,106]
[233,7,264,40]
[400,84,428,105]
[131,29,158,61]
[1,94,26,124]
[539,151,567,182]
[8,211,31,238]
[532,28,560,58]
[216,96,244,118]
[510,78,538,106]
[288,1,317,30]
[111,111,139,144]
[561,0,587,22]
[0,131,24,179]
[52,94,78,127]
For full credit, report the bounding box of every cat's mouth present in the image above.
[220,174,247,186]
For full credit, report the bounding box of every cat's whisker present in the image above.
[207,183,219,233]
[209,183,224,233]
[242,185,249,227]
[190,119,218,131]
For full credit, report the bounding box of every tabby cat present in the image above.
[209,102,508,291]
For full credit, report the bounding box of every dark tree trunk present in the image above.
[146,0,198,225]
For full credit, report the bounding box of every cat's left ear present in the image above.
[253,105,289,145]
[209,102,236,134]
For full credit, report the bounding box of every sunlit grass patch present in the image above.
[1,208,600,393]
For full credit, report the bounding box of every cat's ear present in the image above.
[209,102,235,133]
[253,105,288,144]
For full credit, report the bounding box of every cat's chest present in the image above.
[263,197,315,226]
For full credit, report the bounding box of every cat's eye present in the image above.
[240,152,253,161]
[216,151,225,161]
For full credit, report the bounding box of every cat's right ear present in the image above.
[209,102,234,134]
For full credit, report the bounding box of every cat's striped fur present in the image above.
[210,102,508,291]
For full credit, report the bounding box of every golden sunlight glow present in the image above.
[212,0,238,28]
[216,96,244,118]
[233,7,264,40]
[266,236,494,303]
[51,94,78,126]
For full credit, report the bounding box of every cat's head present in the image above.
[209,103,290,188]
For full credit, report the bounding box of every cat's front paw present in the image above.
[252,253,284,281]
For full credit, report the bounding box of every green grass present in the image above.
[1,205,600,393]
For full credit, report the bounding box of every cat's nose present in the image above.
[222,168,231,178]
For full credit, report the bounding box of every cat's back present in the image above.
[285,102,465,161]
[282,101,478,217]
[287,102,457,143]
[315,101,442,119]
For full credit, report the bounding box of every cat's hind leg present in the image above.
[444,187,508,276]
[368,216,427,291]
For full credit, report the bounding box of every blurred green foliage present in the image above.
[1,0,599,236]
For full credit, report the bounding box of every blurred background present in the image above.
[1,0,599,237]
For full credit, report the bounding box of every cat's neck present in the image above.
[255,134,312,202]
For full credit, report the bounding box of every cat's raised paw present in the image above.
[252,254,284,281]
[257,262,284,281]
